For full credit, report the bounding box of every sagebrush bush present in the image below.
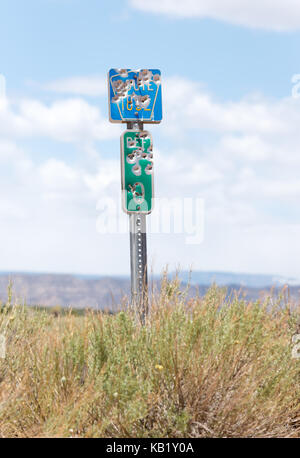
[0,279,299,438]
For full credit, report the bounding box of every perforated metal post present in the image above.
[129,213,148,322]
[127,121,148,323]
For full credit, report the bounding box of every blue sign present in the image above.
[108,69,162,123]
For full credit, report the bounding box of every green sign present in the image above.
[121,130,154,214]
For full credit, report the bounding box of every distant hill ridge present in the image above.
[176,271,300,288]
[0,270,299,309]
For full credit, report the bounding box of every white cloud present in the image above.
[83,160,119,196]
[129,0,300,31]
[43,76,106,96]
[160,76,300,234]
[0,139,127,274]
[0,140,23,161]
[164,77,292,135]
[1,75,300,277]
[19,98,112,142]
[38,159,80,191]
[0,96,120,142]
[219,135,272,161]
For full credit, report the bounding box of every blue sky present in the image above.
[2,0,299,98]
[1,0,300,278]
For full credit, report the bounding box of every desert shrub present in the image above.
[0,282,299,437]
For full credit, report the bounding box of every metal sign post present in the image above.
[130,212,148,323]
[108,69,162,322]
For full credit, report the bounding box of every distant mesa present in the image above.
[0,270,298,310]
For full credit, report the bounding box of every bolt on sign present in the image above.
[108,69,162,123]
[121,130,154,214]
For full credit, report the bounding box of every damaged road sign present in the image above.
[108,69,162,123]
[121,130,154,214]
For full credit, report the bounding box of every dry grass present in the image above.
[0,277,299,438]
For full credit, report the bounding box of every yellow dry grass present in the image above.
[0,277,299,438]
